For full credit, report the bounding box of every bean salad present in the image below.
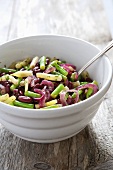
[0,56,98,109]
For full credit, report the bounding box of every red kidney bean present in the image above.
[68,81,73,89]
[18,87,24,95]
[30,78,41,87]
[5,81,10,85]
[33,98,39,103]
[18,96,33,103]
[13,89,19,97]
[19,90,24,96]
[13,88,24,97]
[8,71,14,74]
[41,80,54,92]
[0,84,6,94]
[0,81,12,94]
[46,58,50,65]
[5,84,10,93]
[64,79,69,86]
[57,99,61,104]
[44,89,51,102]
[33,66,39,72]
[43,86,47,90]
[0,81,8,86]
[67,96,73,105]
[33,83,43,89]
[54,82,59,88]
[85,77,92,82]
[20,68,25,71]
[35,62,40,67]
[0,72,6,76]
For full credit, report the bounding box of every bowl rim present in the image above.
[0,35,112,117]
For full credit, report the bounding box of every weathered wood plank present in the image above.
[7,0,111,43]
[0,0,14,44]
[91,160,113,170]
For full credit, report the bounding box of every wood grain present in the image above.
[0,0,113,170]
[6,0,111,43]
[0,0,14,44]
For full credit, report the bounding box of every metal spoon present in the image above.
[78,40,113,75]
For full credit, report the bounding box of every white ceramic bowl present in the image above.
[0,35,112,143]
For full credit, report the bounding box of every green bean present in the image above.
[85,80,98,98]
[25,91,41,98]
[41,104,62,109]
[57,60,66,64]
[72,93,76,98]
[51,84,65,98]
[0,94,9,102]
[78,75,82,81]
[10,78,22,91]
[36,73,62,81]
[35,99,57,109]
[86,88,93,98]
[24,64,30,70]
[0,74,9,81]
[70,72,76,82]
[79,90,83,95]
[30,56,39,69]
[13,100,34,109]
[72,90,83,98]
[72,81,80,88]
[80,82,88,85]
[51,61,68,76]
[4,96,16,104]
[50,57,57,62]
[52,71,67,80]
[92,80,98,86]
[12,70,33,77]
[15,58,31,69]
[81,71,90,80]
[65,93,69,99]
[45,99,57,106]
[40,56,46,70]
[47,60,58,69]
[25,78,29,92]
[8,61,17,69]
[0,68,16,73]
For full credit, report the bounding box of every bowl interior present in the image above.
[0,35,111,90]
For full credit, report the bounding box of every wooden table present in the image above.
[0,1,113,170]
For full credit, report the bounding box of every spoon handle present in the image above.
[78,40,113,75]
